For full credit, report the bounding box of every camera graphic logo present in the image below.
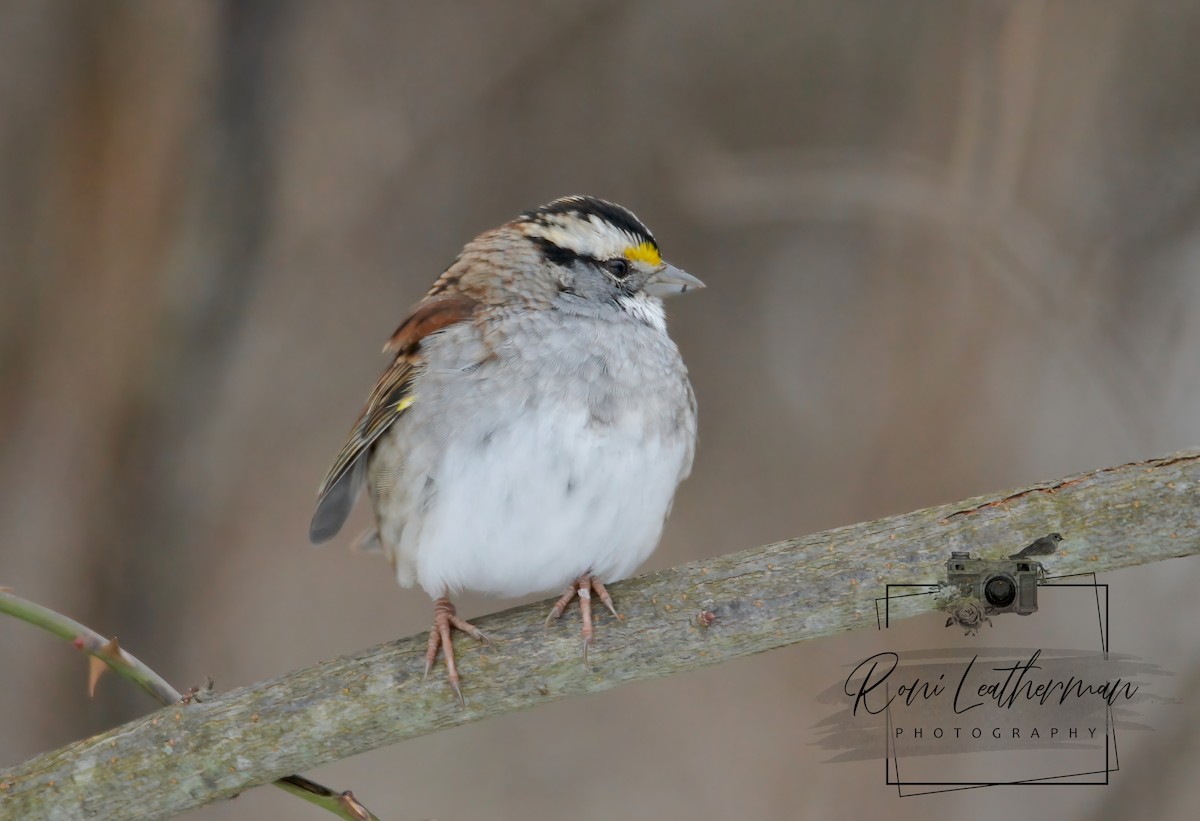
[944,551,1044,616]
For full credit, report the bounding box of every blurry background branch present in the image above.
[2,449,1197,821]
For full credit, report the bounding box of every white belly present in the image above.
[396,405,688,599]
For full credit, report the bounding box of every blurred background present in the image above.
[2,1,1199,819]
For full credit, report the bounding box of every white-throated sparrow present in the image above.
[310,196,702,702]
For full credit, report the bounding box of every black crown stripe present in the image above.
[521,196,657,248]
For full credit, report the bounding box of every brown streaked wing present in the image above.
[308,296,478,544]
[384,294,477,354]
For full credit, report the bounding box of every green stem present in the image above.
[0,589,381,821]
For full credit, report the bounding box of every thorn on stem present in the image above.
[87,656,107,697]
[338,790,371,821]
[87,637,125,697]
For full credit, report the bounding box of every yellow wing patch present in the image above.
[394,395,416,412]
[624,241,662,267]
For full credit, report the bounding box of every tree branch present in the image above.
[0,591,380,821]
[2,450,1198,820]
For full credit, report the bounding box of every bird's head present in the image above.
[508,195,704,326]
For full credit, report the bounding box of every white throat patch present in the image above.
[617,293,667,331]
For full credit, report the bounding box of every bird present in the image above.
[309,195,703,703]
[1009,532,1063,559]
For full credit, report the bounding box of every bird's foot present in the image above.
[544,573,620,666]
[424,597,490,706]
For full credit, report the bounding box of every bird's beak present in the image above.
[646,263,706,297]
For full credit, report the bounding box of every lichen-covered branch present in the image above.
[2,450,1197,820]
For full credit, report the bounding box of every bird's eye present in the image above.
[603,258,630,278]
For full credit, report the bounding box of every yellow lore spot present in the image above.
[624,241,662,267]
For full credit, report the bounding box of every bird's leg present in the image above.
[544,573,620,666]
[590,577,619,618]
[424,596,490,706]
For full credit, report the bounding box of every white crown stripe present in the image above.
[523,217,649,262]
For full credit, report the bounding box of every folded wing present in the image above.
[309,295,478,543]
